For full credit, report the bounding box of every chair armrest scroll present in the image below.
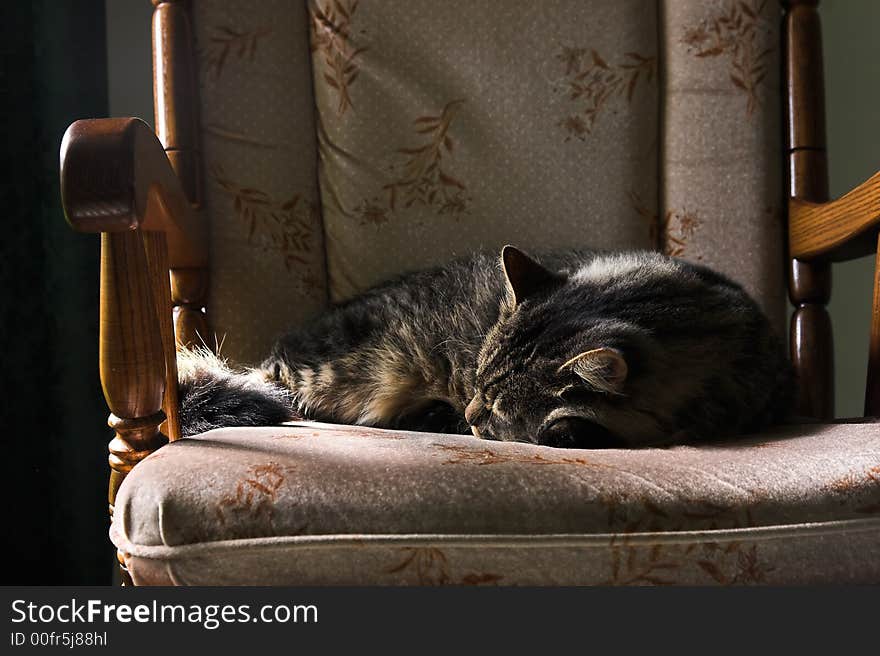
[60,117,206,268]
[59,117,186,448]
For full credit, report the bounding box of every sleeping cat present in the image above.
[178,246,794,448]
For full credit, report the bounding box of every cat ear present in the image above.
[501,245,563,305]
[559,347,628,395]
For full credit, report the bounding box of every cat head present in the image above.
[466,246,790,448]
[465,245,667,448]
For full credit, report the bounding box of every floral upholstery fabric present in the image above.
[188,0,785,363]
[112,422,880,585]
[191,0,328,364]
[661,0,785,330]
[310,0,658,301]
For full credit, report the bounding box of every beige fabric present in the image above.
[310,0,659,301]
[185,1,788,356]
[192,0,328,364]
[186,0,787,353]
[112,422,880,585]
[661,0,785,331]
[120,521,880,586]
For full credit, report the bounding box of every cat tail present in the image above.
[176,347,297,437]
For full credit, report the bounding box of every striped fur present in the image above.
[178,247,794,447]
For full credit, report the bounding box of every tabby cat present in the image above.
[178,246,794,448]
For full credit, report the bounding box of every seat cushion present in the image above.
[111,421,880,585]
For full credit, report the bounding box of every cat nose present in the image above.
[464,395,483,425]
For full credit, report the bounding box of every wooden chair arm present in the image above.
[789,167,880,415]
[60,118,193,544]
[789,169,880,261]
[60,117,206,268]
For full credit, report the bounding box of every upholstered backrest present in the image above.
[191,0,328,363]
[312,0,659,301]
[189,0,783,365]
[662,0,784,331]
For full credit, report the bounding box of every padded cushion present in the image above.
[662,0,785,330]
[191,0,329,363]
[311,0,659,301]
[111,421,880,585]
[188,0,787,363]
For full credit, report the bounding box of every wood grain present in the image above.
[143,231,181,441]
[152,0,211,349]
[789,169,880,261]
[60,118,206,268]
[100,231,168,556]
[153,0,199,177]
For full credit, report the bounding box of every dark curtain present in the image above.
[2,0,112,584]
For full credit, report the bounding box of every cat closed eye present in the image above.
[557,385,597,403]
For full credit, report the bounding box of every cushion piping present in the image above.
[111,515,880,560]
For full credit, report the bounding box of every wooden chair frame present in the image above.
[59,0,880,584]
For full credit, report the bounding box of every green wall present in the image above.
[105,0,153,123]
[820,0,880,417]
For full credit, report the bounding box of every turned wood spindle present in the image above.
[785,0,834,419]
[153,0,211,350]
[101,230,170,585]
[171,267,210,348]
[143,230,182,441]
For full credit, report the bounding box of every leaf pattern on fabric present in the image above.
[554,48,656,141]
[858,466,880,513]
[346,100,472,226]
[630,191,703,258]
[825,464,880,514]
[211,164,323,294]
[602,496,774,585]
[201,25,272,81]
[680,0,774,116]
[216,462,304,536]
[385,547,502,585]
[309,0,366,116]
